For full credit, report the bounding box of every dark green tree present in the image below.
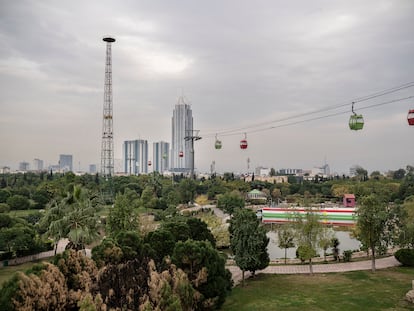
[6,194,30,210]
[229,208,269,285]
[172,240,232,310]
[186,217,216,247]
[217,191,245,216]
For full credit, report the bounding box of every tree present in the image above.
[217,191,245,216]
[318,227,335,262]
[356,195,390,272]
[144,228,176,266]
[107,190,140,236]
[186,217,216,247]
[277,224,295,264]
[43,185,102,252]
[172,240,232,310]
[6,194,30,210]
[229,208,269,286]
[178,178,197,204]
[293,210,322,275]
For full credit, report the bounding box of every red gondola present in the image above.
[408,109,414,126]
[148,161,152,166]
[179,151,184,157]
[240,133,248,150]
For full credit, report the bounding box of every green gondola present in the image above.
[349,114,364,130]
[215,139,222,149]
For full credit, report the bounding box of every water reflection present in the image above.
[267,230,361,260]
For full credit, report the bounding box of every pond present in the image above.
[266,229,361,260]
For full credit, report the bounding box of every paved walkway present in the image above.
[227,256,401,285]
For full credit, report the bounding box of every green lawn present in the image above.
[0,259,52,287]
[222,267,414,311]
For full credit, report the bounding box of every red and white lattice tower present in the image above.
[101,37,115,178]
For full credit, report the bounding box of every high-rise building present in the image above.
[89,164,97,174]
[123,140,148,175]
[33,158,44,171]
[59,154,73,172]
[153,141,169,173]
[171,96,193,173]
[19,161,30,171]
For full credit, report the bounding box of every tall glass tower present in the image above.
[153,141,169,173]
[123,140,148,175]
[171,96,193,173]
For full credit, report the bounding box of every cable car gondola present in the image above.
[179,151,184,158]
[240,133,248,149]
[215,135,222,149]
[148,161,151,166]
[349,102,364,130]
[408,109,414,126]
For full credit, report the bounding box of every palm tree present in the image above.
[43,185,102,252]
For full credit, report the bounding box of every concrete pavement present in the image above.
[227,256,401,285]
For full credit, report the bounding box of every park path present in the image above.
[226,256,401,285]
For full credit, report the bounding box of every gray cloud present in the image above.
[1,0,413,174]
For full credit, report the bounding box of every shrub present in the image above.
[343,250,353,262]
[0,203,10,213]
[395,248,414,266]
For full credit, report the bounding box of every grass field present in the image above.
[222,267,414,311]
[0,260,49,287]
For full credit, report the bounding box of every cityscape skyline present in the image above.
[1,1,414,175]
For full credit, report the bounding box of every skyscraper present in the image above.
[171,96,193,172]
[123,140,148,175]
[33,158,44,171]
[153,141,169,173]
[59,154,73,172]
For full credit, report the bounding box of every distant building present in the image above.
[255,167,270,176]
[153,141,169,173]
[33,158,44,171]
[1,166,11,174]
[123,139,148,175]
[59,154,73,172]
[171,96,193,173]
[278,168,302,175]
[89,164,97,174]
[19,161,30,171]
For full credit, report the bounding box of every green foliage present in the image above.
[107,190,140,236]
[42,185,102,250]
[230,209,269,280]
[6,195,30,210]
[394,248,414,266]
[293,210,322,274]
[115,231,144,261]
[172,240,232,310]
[343,250,353,262]
[217,191,245,216]
[0,274,19,311]
[145,228,176,265]
[0,189,11,204]
[277,224,295,264]
[186,217,216,248]
[356,195,393,271]
[0,203,10,213]
[91,238,123,268]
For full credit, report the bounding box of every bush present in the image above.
[395,248,414,266]
[343,250,353,262]
[0,203,10,213]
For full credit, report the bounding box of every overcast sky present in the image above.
[1,0,414,175]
